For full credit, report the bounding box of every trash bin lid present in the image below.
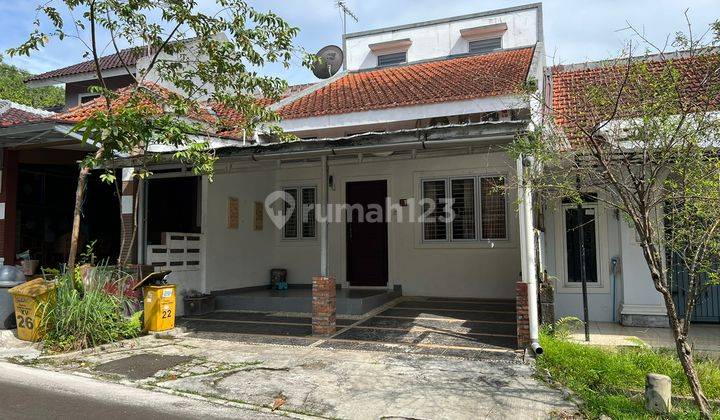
[132,270,172,291]
[0,280,24,288]
[0,265,25,287]
[8,278,55,296]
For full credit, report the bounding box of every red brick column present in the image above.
[312,276,336,336]
[516,282,530,349]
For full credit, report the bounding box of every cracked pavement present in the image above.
[6,330,579,419]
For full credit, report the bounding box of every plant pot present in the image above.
[183,294,215,316]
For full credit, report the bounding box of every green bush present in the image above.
[538,331,720,418]
[39,268,143,352]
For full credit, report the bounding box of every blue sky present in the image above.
[1,0,719,85]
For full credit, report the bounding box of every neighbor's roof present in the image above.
[0,100,55,127]
[277,46,535,120]
[26,46,143,83]
[551,51,720,137]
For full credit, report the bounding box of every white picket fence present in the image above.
[146,232,203,316]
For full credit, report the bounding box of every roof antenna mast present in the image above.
[336,1,358,39]
[335,1,357,70]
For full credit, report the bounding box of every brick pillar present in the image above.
[119,168,137,265]
[516,282,530,349]
[0,150,18,265]
[312,276,336,336]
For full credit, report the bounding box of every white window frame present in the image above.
[468,37,503,54]
[281,186,317,241]
[78,92,101,104]
[377,51,407,67]
[420,175,508,244]
[555,200,610,293]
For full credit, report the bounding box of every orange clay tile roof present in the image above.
[0,100,55,127]
[551,53,720,139]
[50,83,217,125]
[277,47,535,120]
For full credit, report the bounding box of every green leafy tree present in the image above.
[0,59,64,108]
[9,0,312,269]
[511,19,720,418]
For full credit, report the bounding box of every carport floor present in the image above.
[178,297,518,359]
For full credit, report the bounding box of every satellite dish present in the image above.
[312,45,344,79]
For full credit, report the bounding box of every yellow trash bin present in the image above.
[8,278,56,342]
[143,284,176,332]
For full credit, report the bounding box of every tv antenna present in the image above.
[336,1,358,38]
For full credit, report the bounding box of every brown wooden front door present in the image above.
[346,180,388,286]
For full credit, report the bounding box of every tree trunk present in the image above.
[67,148,105,271]
[661,290,713,418]
[67,165,90,271]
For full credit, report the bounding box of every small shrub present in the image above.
[543,316,583,339]
[39,267,143,352]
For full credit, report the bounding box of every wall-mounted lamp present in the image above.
[328,175,335,191]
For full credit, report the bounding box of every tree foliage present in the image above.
[0,59,64,108]
[511,19,720,418]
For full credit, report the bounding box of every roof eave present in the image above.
[26,65,137,88]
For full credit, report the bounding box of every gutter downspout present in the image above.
[517,154,542,355]
[320,155,329,277]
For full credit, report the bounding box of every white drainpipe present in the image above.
[517,155,543,355]
[320,155,329,277]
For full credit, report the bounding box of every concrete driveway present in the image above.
[16,332,576,419]
[0,297,577,419]
[179,296,518,359]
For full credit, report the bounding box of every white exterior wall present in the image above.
[201,151,521,298]
[203,169,278,292]
[618,220,667,318]
[344,8,539,71]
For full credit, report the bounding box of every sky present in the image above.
[1,0,719,85]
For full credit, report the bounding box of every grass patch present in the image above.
[537,331,720,418]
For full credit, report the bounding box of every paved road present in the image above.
[0,361,282,420]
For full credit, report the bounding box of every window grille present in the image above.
[377,52,407,67]
[451,178,476,240]
[480,177,507,239]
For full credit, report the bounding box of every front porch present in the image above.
[212,285,401,315]
[179,296,518,356]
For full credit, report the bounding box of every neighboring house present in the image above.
[546,53,720,326]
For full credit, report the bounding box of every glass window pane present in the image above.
[422,180,447,241]
[283,188,298,238]
[451,178,476,240]
[301,187,316,238]
[565,207,598,283]
[469,37,502,54]
[480,177,507,239]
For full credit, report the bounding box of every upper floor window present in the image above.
[377,52,407,67]
[469,37,502,54]
[79,93,101,104]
